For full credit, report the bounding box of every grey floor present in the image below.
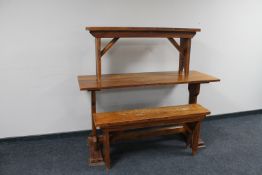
[1,113,262,175]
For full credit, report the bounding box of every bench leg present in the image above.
[192,121,201,155]
[183,123,192,148]
[103,130,111,169]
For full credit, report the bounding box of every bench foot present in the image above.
[88,136,104,166]
[184,123,205,149]
[185,138,206,149]
[198,138,205,148]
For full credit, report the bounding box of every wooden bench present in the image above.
[94,104,210,169]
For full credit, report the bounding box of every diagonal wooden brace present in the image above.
[101,38,119,56]
[167,38,184,56]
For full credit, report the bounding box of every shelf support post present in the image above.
[179,38,191,76]
[95,38,102,81]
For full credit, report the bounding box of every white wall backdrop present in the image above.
[1,0,262,138]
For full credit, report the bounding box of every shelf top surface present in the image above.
[78,71,220,91]
[86,27,201,33]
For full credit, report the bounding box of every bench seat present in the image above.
[94,104,210,169]
[94,104,210,129]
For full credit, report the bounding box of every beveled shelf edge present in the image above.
[85,27,201,33]
[78,70,220,91]
[85,27,201,38]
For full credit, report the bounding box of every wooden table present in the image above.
[78,27,220,167]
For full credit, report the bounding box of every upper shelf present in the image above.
[86,27,201,38]
[78,71,220,91]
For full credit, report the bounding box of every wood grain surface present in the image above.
[94,104,210,128]
[78,71,220,90]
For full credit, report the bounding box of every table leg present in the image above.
[184,83,206,148]
[88,91,103,165]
